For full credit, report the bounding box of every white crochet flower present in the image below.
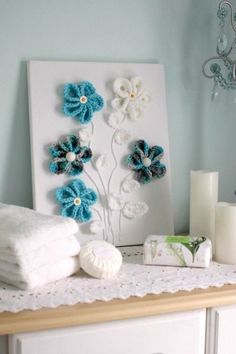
[107,111,125,129]
[121,179,140,193]
[114,129,131,145]
[112,77,151,121]
[78,128,93,144]
[89,221,103,234]
[108,194,125,210]
[123,201,149,219]
[93,154,109,170]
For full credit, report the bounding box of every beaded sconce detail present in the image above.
[202,1,236,100]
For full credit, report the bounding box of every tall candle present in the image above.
[190,170,218,255]
[215,203,236,264]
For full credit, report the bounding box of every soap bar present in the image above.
[143,235,212,268]
[80,240,123,279]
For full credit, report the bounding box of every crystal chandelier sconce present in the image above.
[202,1,236,101]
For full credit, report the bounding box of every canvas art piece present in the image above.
[28,61,174,246]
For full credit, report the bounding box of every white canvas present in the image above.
[28,60,174,246]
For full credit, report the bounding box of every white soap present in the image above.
[80,240,123,279]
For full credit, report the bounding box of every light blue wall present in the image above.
[0,0,236,347]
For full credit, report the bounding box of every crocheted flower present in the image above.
[127,140,166,184]
[56,179,97,222]
[112,77,151,121]
[63,81,104,124]
[49,135,92,176]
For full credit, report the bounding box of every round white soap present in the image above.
[80,240,123,279]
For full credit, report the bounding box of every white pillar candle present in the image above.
[215,203,236,264]
[190,170,218,256]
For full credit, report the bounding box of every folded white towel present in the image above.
[0,256,80,290]
[0,203,78,254]
[0,235,80,272]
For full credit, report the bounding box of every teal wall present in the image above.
[1,0,236,348]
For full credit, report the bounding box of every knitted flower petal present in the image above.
[48,144,66,158]
[135,168,152,184]
[113,78,132,98]
[111,97,130,112]
[148,145,164,162]
[121,179,140,193]
[64,84,81,102]
[64,103,84,118]
[127,153,143,170]
[61,203,75,217]
[89,94,104,112]
[80,81,96,96]
[49,159,68,175]
[134,140,150,157]
[138,90,151,103]
[69,179,87,197]
[123,201,149,219]
[81,189,97,206]
[127,101,142,121]
[60,135,80,153]
[66,161,84,176]
[56,186,76,202]
[93,154,109,170]
[78,104,93,124]
[79,146,92,163]
[77,204,92,222]
[78,128,93,144]
[107,111,125,129]
[130,77,143,95]
[150,162,167,178]
[114,129,131,145]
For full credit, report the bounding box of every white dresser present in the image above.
[3,286,236,354]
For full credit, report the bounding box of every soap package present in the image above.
[143,235,212,268]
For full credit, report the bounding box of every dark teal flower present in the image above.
[127,140,166,184]
[49,135,92,176]
[63,81,104,124]
[56,179,97,222]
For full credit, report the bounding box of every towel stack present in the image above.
[0,203,80,289]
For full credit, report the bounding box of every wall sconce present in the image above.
[202,1,236,101]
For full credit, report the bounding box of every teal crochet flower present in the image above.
[63,81,104,124]
[49,135,92,176]
[56,179,97,222]
[127,140,166,184]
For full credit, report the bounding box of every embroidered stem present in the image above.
[108,132,118,195]
[118,171,133,238]
[84,170,108,240]
[91,207,105,239]
[97,170,115,243]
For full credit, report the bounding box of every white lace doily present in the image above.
[1,246,236,313]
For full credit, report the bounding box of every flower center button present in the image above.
[142,157,152,167]
[74,197,82,206]
[80,95,88,104]
[66,152,76,162]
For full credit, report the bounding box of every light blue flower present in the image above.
[49,134,92,176]
[127,140,166,184]
[63,81,104,124]
[56,179,97,222]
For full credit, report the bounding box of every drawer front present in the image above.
[207,305,236,354]
[9,310,206,354]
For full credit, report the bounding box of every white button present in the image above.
[80,95,88,104]
[142,157,152,167]
[66,152,76,162]
[74,197,81,206]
